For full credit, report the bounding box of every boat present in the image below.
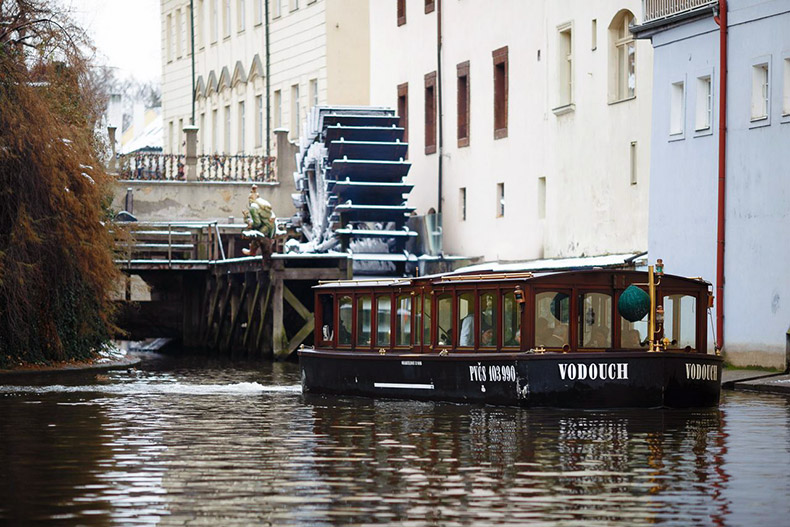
[298,261,723,408]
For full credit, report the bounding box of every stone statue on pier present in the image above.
[242,184,276,257]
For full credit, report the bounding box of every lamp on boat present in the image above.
[655,258,665,276]
[514,286,525,305]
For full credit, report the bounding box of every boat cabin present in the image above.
[313,269,712,355]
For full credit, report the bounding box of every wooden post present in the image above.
[272,260,287,359]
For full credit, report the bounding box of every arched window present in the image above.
[609,10,636,102]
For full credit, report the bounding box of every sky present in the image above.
[62,0,162,83]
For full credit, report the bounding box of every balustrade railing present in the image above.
[117,153,277,182]
[643,0,717,23]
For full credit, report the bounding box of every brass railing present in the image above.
[117,153,277,182]
[642,0,717,23]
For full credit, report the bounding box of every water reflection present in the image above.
[0,355,788,526]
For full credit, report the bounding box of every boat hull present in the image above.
[299,350,723,409]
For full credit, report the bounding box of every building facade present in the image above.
[161,0,370,157]
[636,0,790,368]
[369,0,654,261]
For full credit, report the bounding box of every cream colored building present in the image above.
[161,0,370,157]
[370,0,653,261]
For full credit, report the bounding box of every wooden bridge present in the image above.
[116,221,350,359]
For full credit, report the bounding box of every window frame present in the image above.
[750,56,771,128]
[694,69,714,136]
[424,71,437,155]
[554,22,574,114]
[457,60,470,147]
[397,82,409,154]
[397,0,406,26]
[669,77,686,140]
[577,290,614,351]
[492,46,508,139]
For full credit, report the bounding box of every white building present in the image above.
[161,0,370,157]
[369,0,654,262]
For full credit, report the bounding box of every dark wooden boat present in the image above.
[299,263,723,408]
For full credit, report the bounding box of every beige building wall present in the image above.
[369,0,652,262]
[161,0,370,156]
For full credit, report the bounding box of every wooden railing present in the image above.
[116,153,276,182]
[643,0,717,23]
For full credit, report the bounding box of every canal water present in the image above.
[1,353,789,526]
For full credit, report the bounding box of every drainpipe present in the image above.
[714,0,727,351]
[190,0,196,125]
[265,0,272,169]
[436,0,443,217]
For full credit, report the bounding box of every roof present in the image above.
[451,252,646,274]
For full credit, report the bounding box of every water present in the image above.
[1,353,789,526]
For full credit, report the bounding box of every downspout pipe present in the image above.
[190,0,196,125]
[714,0,727,351]
[265,0,271,169]
[436,0,443,217]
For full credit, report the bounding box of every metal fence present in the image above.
[117,153,276,182]
[643,0,717,23]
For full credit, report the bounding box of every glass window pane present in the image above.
[502,291,520,347]
[480,292,497,348]
[458,292,475,346]
[621,315,648,348]
[535,291,569,348]
[356,295,371,347]
[338,295,352,346]
[579,292,612,348]
[437,294,453,346]
[415,294,422,346]
[423,294,432,346]
[395,295,411,347]
[376,295,391,347]
[318,294,333,343]
[664,294,697,351]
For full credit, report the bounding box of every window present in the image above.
[317,294,333,344]
[493,46,508,138]
[200,112,205,154]
[274,89,282,128]
[356,295,371,347]
[238,101,245,152]
[630,141,637,185]
[751,61,770,122]
[309,78,318,108]
[175,9,182,58]
[272,0,281,18]
[291,83,300,139]
[424,71,437,154]
[197,0,205,48]
[237,0,246,32]
[338,296,352,346]
[579,292,612,348]
[783,57,790,117]
[178,118,183,152]
[458,292,475,347]
[166,13,173,61]
[425,0,434,14]
[289,0,298,12]
[223,0,231,38]
[168,120,174,152]
[459,187,466,221]
[502,291,520,348]
[395,295,411,347]
[254,0,263,25]
[695,75,713,131]
[670,80,685,136]
[185,8,192,56]
[437,294,452,346]
[620,314,648,349]
[211,0,219,42]
[224,105,231,152]
[663,294,697,351]
[422,294,432,347]
[457,60,470,146]
[397,0,406,26]
[538,177,546,219]
[591,19,597,50]
[609,11,635,102]
[535,291,570,349]
[376,295,392,347]
[397,82,408,147]
[558,24,573,108]
[211,109,218,152]
[496,182,504,217]
[479,292,497,348]
[255,95,263,147]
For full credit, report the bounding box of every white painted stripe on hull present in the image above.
[374,382,435,390]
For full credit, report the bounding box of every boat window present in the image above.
[376,295,392,347]
[502,291,520,348]
[535,291,569,348]
[458,292,475,347]
[579,292,612,348]
[423,294,432,347]
[338,295,352,346]
[318,294,334,344]
[356,295,372,347]
[620,315,648,349]
[663,294,697,351]
[480,291,497,348]
[437,293,453,346]
[395,294,412,347]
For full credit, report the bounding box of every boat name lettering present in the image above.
[401,360,423,366]
[685,363,718,381]
[558,362,629,381]
[469,364,516,383]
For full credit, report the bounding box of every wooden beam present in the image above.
[272,271,287,359]
[213,277,233,348]
[242,279,262,349]
[255,278,273,352]
[223,280,249,352]
[281,268,349,281]
[286,315,314,355]
[283,284,311,320]
[204,275,222,340]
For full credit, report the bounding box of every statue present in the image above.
[242,184,276,257]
